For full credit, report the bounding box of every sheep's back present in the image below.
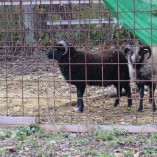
[85,50,130,86]
[59,50,130,87]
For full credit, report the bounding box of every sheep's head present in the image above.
[47,40,68,60]
[137,45,151,62]
[124,45,151,64]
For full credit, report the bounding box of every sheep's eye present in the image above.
[127,51,131,55]
[143,50,148,54]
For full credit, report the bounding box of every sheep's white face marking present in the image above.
[130,54,136,63]
[125,50,136,81]
[129,45,139,63]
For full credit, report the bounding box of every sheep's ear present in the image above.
[124,48,130,55]
[124,47,133,56]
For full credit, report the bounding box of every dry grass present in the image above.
[0,55,157,125]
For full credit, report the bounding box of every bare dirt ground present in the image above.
[0,52,157,125]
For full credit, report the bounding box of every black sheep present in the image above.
[125,45,156,112]
[47,40,132,112]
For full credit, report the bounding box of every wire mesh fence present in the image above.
[0,0,157,126]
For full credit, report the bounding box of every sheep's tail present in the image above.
[58,40,68,55]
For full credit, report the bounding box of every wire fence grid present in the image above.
[0,0,157,126]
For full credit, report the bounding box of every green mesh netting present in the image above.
[103,0,157,46]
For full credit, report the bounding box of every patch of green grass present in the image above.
[125,136,136,144]
[136,133,148,143]
[93,128,127,141]
[151,133,157,140]
[122,150,135,157]
[84,150,98,156]
[37,147,54,157]
[1,125,157,157]
[97,152,114,157]
[104,140,119,147]
[0,129,12,140]
[113,136,135,145]
[140,146,157,156]
[0,149,6,156]
[63,153,72,157]
[14,124,41,141]
[95,131,114,140]
[104,135,135,148]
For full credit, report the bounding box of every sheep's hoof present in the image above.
[149,99,152,103]
[114,104,118,107]
[128,100,132,107]
[114,100,119,107]
[127,104,132,108]
[152,108,156,112]
[137,109,143,112]
[78,108,83,112]
[78,106,84,112]
[126,107,131,110]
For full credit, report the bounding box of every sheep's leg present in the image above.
[76,86,85,112]
[114,86,122,107]
[124,83,132,107]
[149,84,156,112]
[149,84,153,103]
[137,84,144,112]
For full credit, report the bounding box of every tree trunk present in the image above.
[23,5,36,46]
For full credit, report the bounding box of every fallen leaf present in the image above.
[114,153,124,157]
[74,155,81,157]
[24,147,30,151]
[134,152,140,157]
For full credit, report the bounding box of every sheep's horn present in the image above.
[147,47,151,59]
[58,40,68,55]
